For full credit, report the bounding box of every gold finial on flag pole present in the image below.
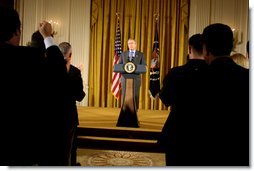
[116,12,120,20]
[154,14,159,21]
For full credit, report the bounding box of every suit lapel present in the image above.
[124,51,129,63]
[124,51,141,64]
[133,51,141,64]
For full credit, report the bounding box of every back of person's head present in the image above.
[59,42,72,59]
[202,23,233,57]
[30,30,45,51]
[0,6,21,42]
[231,53,249,69]
[188,33,203,55]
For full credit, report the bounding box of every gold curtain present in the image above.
[89,0,189,110]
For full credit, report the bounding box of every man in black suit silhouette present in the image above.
[202,23,249,166]
[0,6,68,166]
[159,34,209,166]
[159,24,249,166]
[59,42,86,166]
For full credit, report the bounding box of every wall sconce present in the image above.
[49,20,60,36]
[232,28,243,51]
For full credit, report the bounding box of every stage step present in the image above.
[77,126,163,153]
[77,126,160,140]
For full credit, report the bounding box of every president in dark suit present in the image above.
[118,38,146,109]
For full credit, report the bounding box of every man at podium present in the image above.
[119,38,146,109]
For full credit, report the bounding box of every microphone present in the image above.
[129,51,135,62]
[128,52,133,62]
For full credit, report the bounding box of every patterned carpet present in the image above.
[77,148,165,166]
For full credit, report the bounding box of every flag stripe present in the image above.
[111,19,122,99]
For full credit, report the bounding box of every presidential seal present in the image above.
[124,62,136,73]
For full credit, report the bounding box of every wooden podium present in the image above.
[114,62,146,127]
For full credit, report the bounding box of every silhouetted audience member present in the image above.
[59,42,85,166]
[0,6,68,166]
[30,30,73,166]
[231,53,249,69]
[158,33,209,166]
[202,23,249,166]
[30,30,46,52]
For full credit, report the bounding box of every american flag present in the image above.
[149,20,160,98]
[111,18,122,99]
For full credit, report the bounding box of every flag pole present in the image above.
[116,12,119,108]
[112,12,122,107]
[116,12,120,19]
[154,14,159,20]
[155,14,159,110]
[149,13,160,108]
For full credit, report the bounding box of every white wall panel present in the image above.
[189,0,249,54]
[189,0,211,36]
[17,0,91,106]
[21,0,37,45]
[69,0,90,106]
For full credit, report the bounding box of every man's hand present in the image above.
[38,21,53,38]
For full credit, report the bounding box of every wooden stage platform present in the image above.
[77,106,170,152]
[77,106,170,131]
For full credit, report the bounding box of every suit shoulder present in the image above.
[169,65,185,73]
[70,65,81,73]
[5,46,42,58]
[136,51,144,54]
[230,62,249,76]
[120,51,126,56]
[163,66,182,79]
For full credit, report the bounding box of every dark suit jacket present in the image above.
[159,59,209,166]
[205,57,249,166]
[159,57,249,166]
[65,65,85,129]
[118,50,146,108]
[0,43,67,165]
